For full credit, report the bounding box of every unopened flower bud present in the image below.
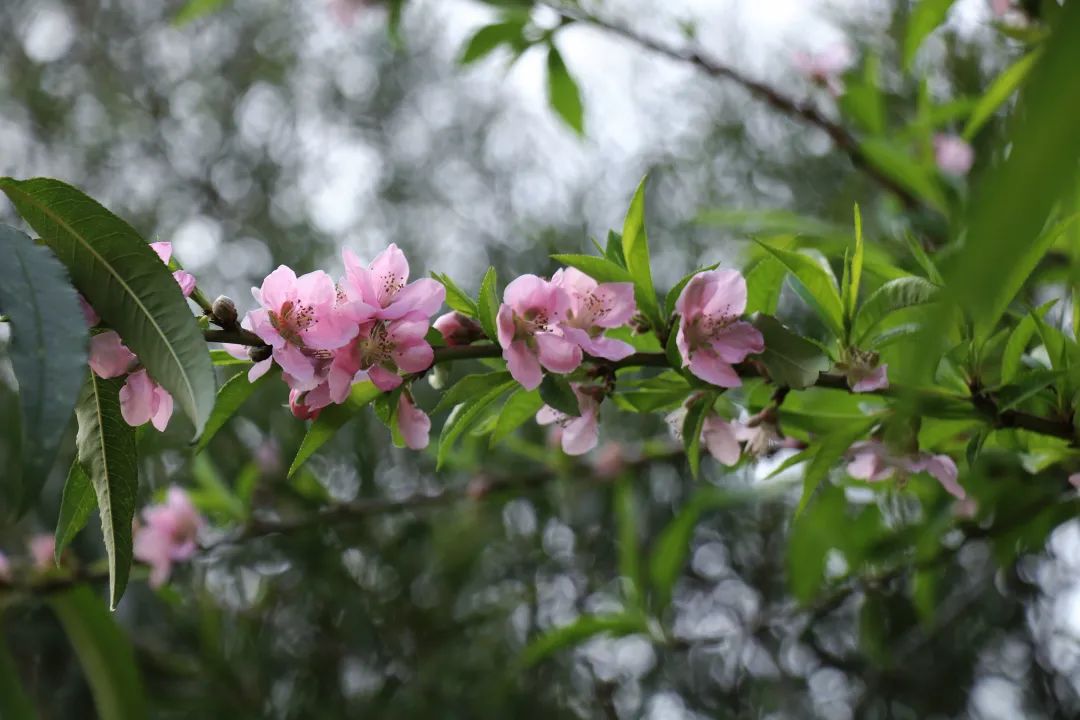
[212,295,238,328]
[433,312,484,346]
[250,344,272,363]
[289,389,321,421]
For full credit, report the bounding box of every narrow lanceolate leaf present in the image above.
[0,224,87,513]
[550,254,634,284]
[194,366,279,453]
[963,49,1042,141]
[491,388,544,447]
[459,20,527,65]
[431,272,479,318]
[754,241,846,340]
[0,178,215,437]
[852,276,939,345]
[903,0,957,70]
[55,461,96,562]
[0,633,36,720]
[546,44,584,135]
[613,477,642,602]
[288,381,382,477]
[74,374,138,609]
[50,587,147,718]
[521,613,647,667]
[538,375,580,417]
[476,267,500,343]
[857,138,946,212]
[846,204,865,323]
[682,393,713,479]
[437,379,517,469]
[796,418,878,517]
[434,371,513,415]
[621,178,664,331]
[751,315,831,390]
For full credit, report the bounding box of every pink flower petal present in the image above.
[88,331,136,378]
[687,347,741,387]
[120,369,156,427]
[535,333,582,374]
[173,270,196,298]
[851,364,889,393]
[710,320,765,363]
[505,339,542,390]
[702,415,741,466]
[149,241,172,264]
[397,393,431,450]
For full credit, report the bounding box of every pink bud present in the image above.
[29,534,56,571]
[934,134,974,177]
[289,389,322,420]
[433,312,484,346]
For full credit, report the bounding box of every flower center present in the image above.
[377,272,405,305]
[269,300,315,346]
[358,321,395,368]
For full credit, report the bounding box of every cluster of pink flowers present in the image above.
[133,487,205,588]
[847,440,964,499]
[227,244,445,449]
[86,242,195,431]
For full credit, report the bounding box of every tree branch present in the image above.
[535,1,925,211]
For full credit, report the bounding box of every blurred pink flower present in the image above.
[848,440,964,499]
[78,294,99,326]
[1070,473,1080,489]
[0,551,10,581]
[552,267,636,360]
[341,244,445,322]
[433,311,484,346]
[119,368,174,431]
[851,363,889,393]
[133,487,204,588]
[675,270,764,387]
[793,43,854,95]
[990,0,1013,17]
[934,134,974,176]
[536,384,600,455]
[701,414,743,466]
[88,330,137,379]
[29,534,56,571]
[247,265,358,390]
[397,392,431,450]
[497,274,582,390]
[593,442,627,479]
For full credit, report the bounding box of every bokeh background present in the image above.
[2,0,1077,718]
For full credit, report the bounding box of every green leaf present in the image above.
[751,315,831,390]
[788,483,846,601]
[663,264,719,320]
[0,224,87,513]
[744,255,786,316]
[852,276,939,345]
[1000,303,1054,385]
[194,367,278,454]
[521,614,647,666]
[796,417,878,517]
[0,633,36,720]
[841,55,886,134]
[74,374,137,609]
[459,20,527,64]
[546,44,584,135]
[549,254,634,284]
[173,0,232,24]
[903,0,957,70]
[476,267,500,342]
[288,381,382,477]
[614,477,642,603]
[695,208,848,240]
[621,178,665,332]
[50,587,147,718]
[433,371,513,415]
[615,372,691,414]
[941,9,1080,348]
[996,368,1062,411]
[0,178,215,438]
[858,138,946,212]
[904,234,944,284]
[490,387,544,446]
[682,393,713,479]
[754,241,845,339]
[604,230,626,267]
[209,349,251,366]
[963,48,1042,140]
[437,379,517,469]
[845,204,865,323]
[538,375,580,417]
[55,461,95,563]
[431,272,479,317]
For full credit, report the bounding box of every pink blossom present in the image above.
[397,392,431,450]
[551,267,636,360]
[497,274,582,390]
[247,265,358,390]
[934,134,974,176]
[675,270,764,387]
[150,242,197,298]
[851,363,889,393]
[341,244,445,322]
[222,317,276,383]
[78,295,99,326]
[327,316,435,397]
[847,440,964,499]
[433,312,484,346]
[793,43,854,96]
[88,331,137,378]
[0,551,10,581]
[133,487,204,588]
[665,406,746,466]
[1070,473,1080,489]
[536,384,600,456]
[29,534,56,571]
[119,369,175,431]
[593,442,627,479]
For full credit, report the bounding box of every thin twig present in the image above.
[536,1,925,211]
